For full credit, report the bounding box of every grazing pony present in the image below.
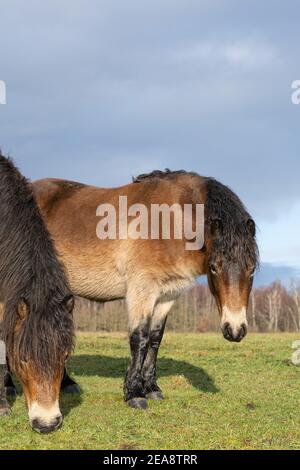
[0,154,74,432]
[11,169,258,409]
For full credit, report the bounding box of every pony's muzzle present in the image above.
[220,306,248,342]
[31,414,63,434]
[222,322,247,342]
[28,401,62,433]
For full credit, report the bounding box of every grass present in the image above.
[1,332,300,450]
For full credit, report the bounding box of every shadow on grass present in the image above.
[60,390,83,418]
[68,355,219,394]
[7,355,218,419]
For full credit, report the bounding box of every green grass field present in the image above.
[1,332,300,450]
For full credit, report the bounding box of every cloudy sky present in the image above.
[0,0,299,285]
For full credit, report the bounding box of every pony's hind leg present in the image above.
[0,323,11,412]
[124,288,157,409]
[0,366,11,416]
[4,369,17,397]
[0,384,10,415]
[142,301,174,400]
[61,367,81,394]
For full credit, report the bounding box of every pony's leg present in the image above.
[60,367,81,394]
[1,303,17,398]
[0,314,11,412]
[4,369,16,397]
[0,364,11,416]
[0,339,12,412]
[124,290,157,410]
[142,300,174,400]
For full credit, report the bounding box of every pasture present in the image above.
[1,332,300,450]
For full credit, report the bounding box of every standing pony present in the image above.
[9,169,258,410]
[0,154,74,432]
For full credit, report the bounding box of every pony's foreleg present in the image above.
[142,300,174,400]
[0,307,16,397]
[0,341,11,416]
[0,367,10,416]
[124,290,157,409]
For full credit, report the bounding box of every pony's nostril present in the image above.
[55,415,63,428]
[223,322,233,339]
[240,323,248,338]
[31,418,40,430]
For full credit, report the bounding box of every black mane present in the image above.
[204,177,259,268]
[0,154,74,377]
[133,169,198,182]
[133,169,259,268]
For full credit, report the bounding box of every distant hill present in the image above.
[253,263,300,288]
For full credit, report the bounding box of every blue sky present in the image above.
[0,0,300,285]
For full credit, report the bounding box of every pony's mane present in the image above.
[0,154,74,377]
[133,168,197,183]
[133,169,259,268]
[204,177,259,268]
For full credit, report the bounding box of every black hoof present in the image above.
[6,386,17,397]
[127,398,148,410]
[61,383,81,394]
[146,391,164,400]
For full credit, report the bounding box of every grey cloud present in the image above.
[0,0,300,228]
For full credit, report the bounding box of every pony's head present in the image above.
[4,294,74,433]
[204,179,259,342]
[0,153,75,432]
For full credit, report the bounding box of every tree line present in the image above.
[74,281,300,333]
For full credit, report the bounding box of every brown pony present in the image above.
[0,154,74,432]
[24,169,258,410]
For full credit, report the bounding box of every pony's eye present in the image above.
[209,264,218,276]
[249,267,255,278]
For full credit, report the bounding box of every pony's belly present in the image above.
[66,267,127,302]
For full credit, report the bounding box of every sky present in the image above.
[0,0,300,286]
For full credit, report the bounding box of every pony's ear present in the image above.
[247,218,256,237]
[211,218,223,238]
[17,299,30,320]
[64,294,75,313]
